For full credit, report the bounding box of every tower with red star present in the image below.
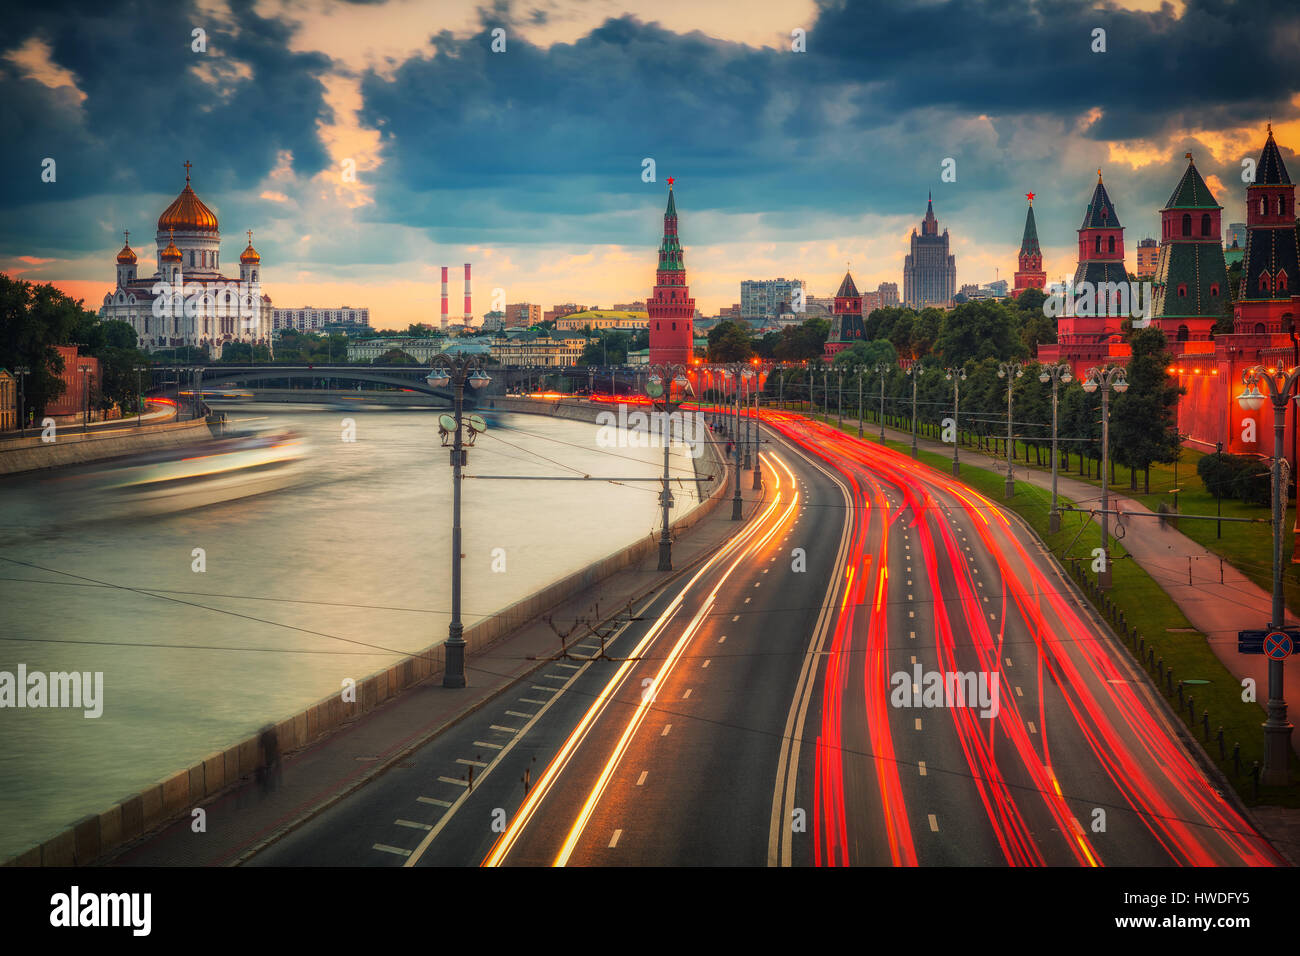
[647,179,695,365]
[1011,192,1046,297]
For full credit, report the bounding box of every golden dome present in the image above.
[160,229,182,262]
[157,162,219,234]
[240,229,260,263]
[116,230,137,264]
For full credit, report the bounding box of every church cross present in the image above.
[184,160,192,182]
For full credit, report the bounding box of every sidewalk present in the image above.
[841,413,1299,755]
[106,463,765,866]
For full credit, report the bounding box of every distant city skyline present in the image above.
[4,0,1298,326]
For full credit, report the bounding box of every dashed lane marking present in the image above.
[609,830,623,848]
[373,843,412,857]
[417,797,452,807]
[396,820,432,831]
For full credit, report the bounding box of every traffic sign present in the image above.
[1238,627,1300,654]
[1264,630,1294,661]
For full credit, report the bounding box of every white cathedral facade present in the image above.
[99,163,273,355]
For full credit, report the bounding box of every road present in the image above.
[246,412,1283,867]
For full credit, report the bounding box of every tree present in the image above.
[935,300,1022,367]
[773,317,828,362]
[708,320,755,362]
[1110,327,1183,489]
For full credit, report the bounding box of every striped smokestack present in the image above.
[463,263,471,325]
[441,266,448,328]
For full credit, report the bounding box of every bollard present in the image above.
[1186,695,1194,723]
[1217,726,1224,760]
[1202,710,1210,741]
[1138,636,1145,655]
[1252,761,1260,801]
[1233,742,1240,775]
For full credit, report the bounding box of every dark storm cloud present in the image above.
[354,0,1299,249]
[3,0,1298,265]
[1,0,333,254]
[808,0,1300,141]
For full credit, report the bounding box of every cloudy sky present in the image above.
[3,0,1299,328]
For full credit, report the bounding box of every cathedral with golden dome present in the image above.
[99,162,273,354]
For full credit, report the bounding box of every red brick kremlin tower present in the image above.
[1235,125,1298,335]
[822,270,867,361]
[1039,170,1129,374]
[1011,192,1046,297]
[1149,153,1227,344]
[647,179,695,365]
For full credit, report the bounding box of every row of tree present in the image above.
[757,327,1183,491]
[0,275,153,421]
[705,290,1058,367]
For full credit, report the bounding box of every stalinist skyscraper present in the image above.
[903,193,956,308]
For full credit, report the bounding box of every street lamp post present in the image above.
[752,368,762,491]
[1039,362,1072,532]
[1081,365,1129,590]
[14,366,29,437]
[905,363,923,458]
[426,352,492,689]
[998,361,1025,499]
[944,367,966,476]
[718,364,750,520]
[1238,365,1300,785]
[645,363,693,570]
[857,367,864,438]
[741,374,752,470]
[836,371,843,427]
[134,365,148,426]
[873,362,890,443]
[79,364,92,433]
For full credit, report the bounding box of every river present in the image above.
[0,404,703,860]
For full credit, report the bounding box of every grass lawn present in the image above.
[803,411,1300,807]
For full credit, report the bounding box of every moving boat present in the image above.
[75,429,308,518]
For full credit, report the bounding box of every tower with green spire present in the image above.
[1012,192,1045,297]
[648,179,695,365]
[1150,153,1228,343]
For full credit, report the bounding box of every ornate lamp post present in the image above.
[79,364,92,433]
[944,366,967,476]
[133,365,148,426]
[718,364,750,520]
[873,362,891,443]
[857,366,865,438]
[905,363,924,458]
[1038,362,1072,532]
[751,361,763,491]
[1238,364,1300,785]
[646,363,693,570]
[426,351,492,689]
[997,361,1025,498]
[1081,365,1129,590]
[14,366,29,437]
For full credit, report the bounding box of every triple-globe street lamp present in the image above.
[944,366,967,476]
[1237,364,1300,785]
[426,351,492,689]
[645,363,693,571]
[1080,365,1129,590]
[904,363,925,458]
[997,361,1025,499]
[873,362,891,443]
[1038,362,1073,532]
